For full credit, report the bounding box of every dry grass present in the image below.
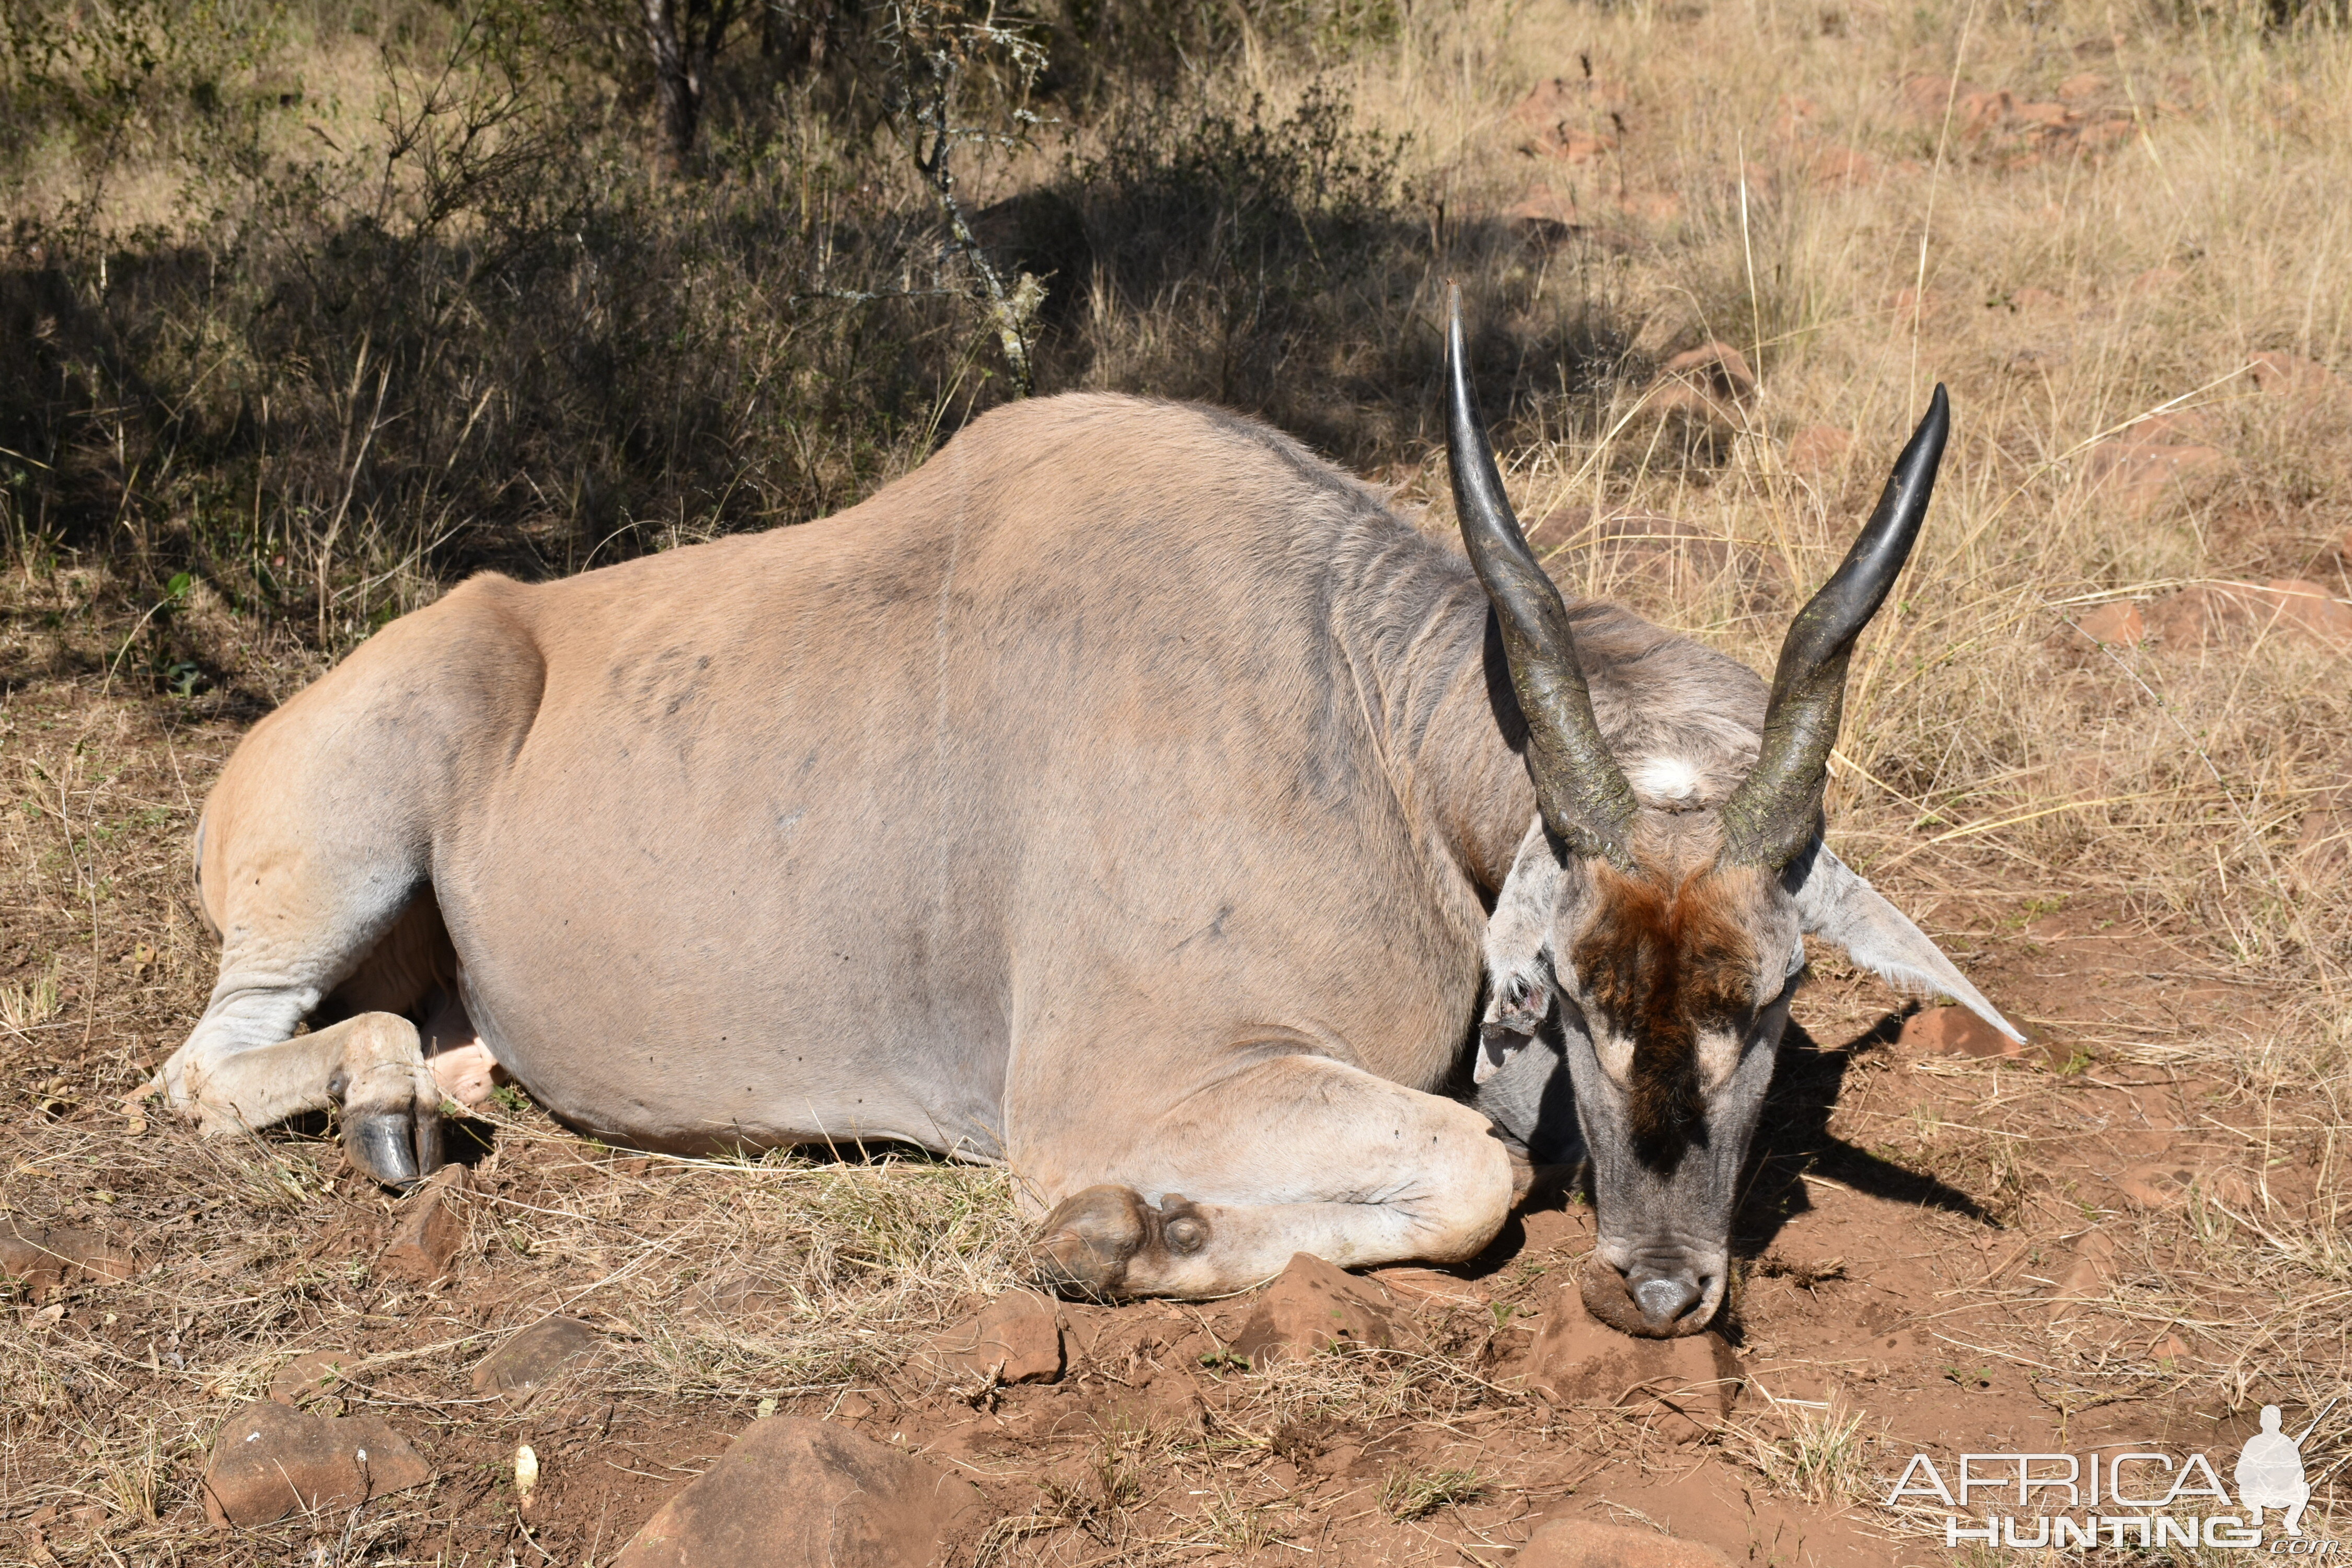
[4,0,2352,1563]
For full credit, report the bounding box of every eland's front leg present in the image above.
[1020,1054,1516,1298]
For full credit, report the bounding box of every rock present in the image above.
[377,1163,470,1283]
[2249,350,2351,412]
[200,1400,432,1527]
[269,1351,355,1409]
[2147,580,2352,650]
[614,1416,984,1568]
[2053,1227,2117,1301]
[2111,1161,2197,1210]
[1519,1286,1744,1440]
[2257,579,2352,645]
[472,1316,598,1403]
[2084,440,2229,513]
[686,1263,799,1323]
[0,1224,140,1302]
[1899,1006,2020,1058]
[2059,72,2110,102]
[920,1290,1065,1385]
[1654,341,1756,413]
[1231,1253,1401,1366]
[1783,424,1852,475]
[2074,599,2147,648]
[1517,1515,1735,1566]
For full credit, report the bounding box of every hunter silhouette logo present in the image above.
[2239,1403,2328,1537]
[1883,1402,2338,1551]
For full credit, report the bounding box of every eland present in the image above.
[159,289,2015,1336]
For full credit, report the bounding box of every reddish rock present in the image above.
[1519,1286,1743,1440]
[1230,1253,1400,1366]
[0,1224,140,1302]
[2053,1227,2118,1302]
[377,1163,470,1283]
[2059,72,2110,102]
[2074,599,2147,647]
[200,1400,431,1527]
[1784,424,1852,474]
[269,1351,355,1409]
[2085,440,2229,513]
[2149,580,2352,650]
[472,1316,598,1403]
[1517,1517,1735,1567]
[2111,1161,2197,1210]
[686,1262,799,1322]
[2259,578,2352,645]
[614,1416,984,1568]
[1661,341,1756,398]
[2249,350,2350,410]
[920,1289,1066,1386]
[1899,1005,2021,1058]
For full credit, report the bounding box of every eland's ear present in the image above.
[1788,840,2023,1042]
[1479,823,1565,1083]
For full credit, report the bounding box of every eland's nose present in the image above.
[1628,1270,1703,1332]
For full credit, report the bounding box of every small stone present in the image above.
[685,1263,798,1323]
[2258,579,2352,646]
[377,1163,469,1283]
[614,1416,984,1568]
[0,1224,140,1302]
[1662,341,1757,397]
[2073,600,2147,647]
[471,1316,598,1403]
[2112,1161,2196,1210]
[2053,1227,2117,1301]
[2058,72,2109,102]
[1517,1515,1736,1566]
[920,1290,1065,1385]
[200,1400,431,1526]
[269,1351,354,1408]
[1519,1287,1744,1440]
[1230,1254,1400,1367]
[1898,1006,2020,1058]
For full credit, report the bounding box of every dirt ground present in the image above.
[6,3,2352,1558]
[2,616,2343,1567]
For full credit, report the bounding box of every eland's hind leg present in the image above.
[1018,1054,1516,1298]
[159,575,537,1187]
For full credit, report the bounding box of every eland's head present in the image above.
[1445,286,2019,1337]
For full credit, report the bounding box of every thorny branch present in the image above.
[882,1,1048,396]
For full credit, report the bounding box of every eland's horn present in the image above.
[1445,283,1638,869]
[1720,385,1951,868]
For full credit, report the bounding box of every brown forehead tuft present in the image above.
[1570,862,1765,1152]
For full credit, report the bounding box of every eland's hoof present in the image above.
[1029,1185,1214,1299]
[342,1101,443,1192]
[1030,1184,1153,1299]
